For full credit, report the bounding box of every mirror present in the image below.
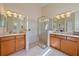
[65,13,75,33]
[53,17,66,32]
[74,11,79,32]
[7,13,26,33]
[52,11,75,33]
[0,11,26,34]
[0,14,7,33]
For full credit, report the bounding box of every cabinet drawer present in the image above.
[1,36,15,41]
[67,37,79,42]
[50,34,56,37]
[56,35,66,39]
[77,42,79,56]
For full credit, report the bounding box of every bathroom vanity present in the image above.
[49,10,79,56]
[50,33,79,56]
[0,10,27,56]
[0,33,26,56]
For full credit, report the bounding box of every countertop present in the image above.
[0,32,25,37]
[48,31,79,38]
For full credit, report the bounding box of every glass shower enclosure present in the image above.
[37,16,51,49]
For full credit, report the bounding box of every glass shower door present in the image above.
[38,16,49,49]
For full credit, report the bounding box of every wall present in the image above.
[42,3,79,18]
[3,3,42,44]
[0,4,4,13]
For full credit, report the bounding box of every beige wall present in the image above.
[0,3,3,12]
[42,3,79,18]
[2,3,42,44]
[3,3,42,21]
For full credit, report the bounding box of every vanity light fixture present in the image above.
[56,15,60,19]
[18,14,22,18]
[66,12,71,17]
[60,14,65,18]
[6,11,12,17]
[13,13,17,18]
[43,18,49,22]
[19,14,25,20]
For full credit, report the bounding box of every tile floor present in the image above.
[10,46,67,56]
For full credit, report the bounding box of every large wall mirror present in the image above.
[0,13,7,33]
[0,11,26,34]
[52,11,78,34]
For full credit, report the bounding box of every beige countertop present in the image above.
[0,32,25,37]
[48,31,79,38]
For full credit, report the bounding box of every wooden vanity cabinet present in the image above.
[0,39,1,56]
[77,41,79,55]
[0,36,15,56]
[0,33,26,56]
[50,34,60,49]
[16,35,25,51]
[50,34,79,56]
[61,39,77,56]
[71,37,79,56]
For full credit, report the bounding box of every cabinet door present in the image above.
[50,35,60,49]
[61,40,77,56]
[77,41,79,56]
[0,41,1,56]
[16,35,25,51]
[1,38,15,56]
[50,35,54,46]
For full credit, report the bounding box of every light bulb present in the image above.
[13,13,17,18]
[6,11,12,17]
[44,19,49,22]
[60,14,65,18]
[18,14,22,18]
[56,15,60,19]
[66,12,71,17]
